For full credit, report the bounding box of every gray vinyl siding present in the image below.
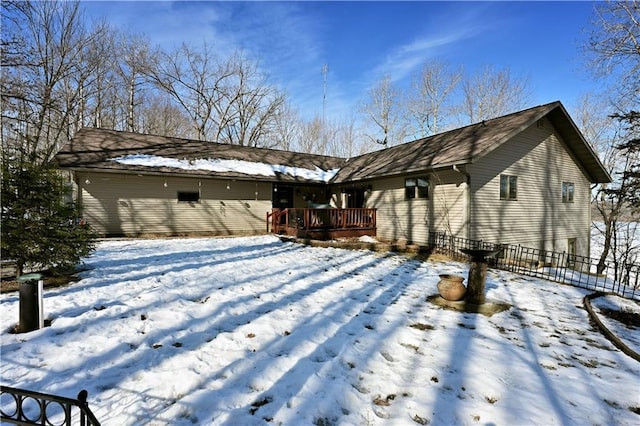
[77,172,272,236]
[366,170,467,245]
[467,118,591,255]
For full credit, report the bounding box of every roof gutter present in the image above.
[62,166,331,185]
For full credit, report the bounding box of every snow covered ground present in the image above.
[1,235,639,425]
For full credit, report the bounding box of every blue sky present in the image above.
[82,1,604,122]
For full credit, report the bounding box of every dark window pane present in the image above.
[509,176,518,199]
[405,179,416,199]
[417,178,428,198]
[178,191,199,202]
[568,183,574,201]
[500,175,508,200]
[562,182,574,202]
[500,175,517,200]
[405,187,416,199]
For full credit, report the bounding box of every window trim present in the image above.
[500,174,518,201]
[562,182,574,203]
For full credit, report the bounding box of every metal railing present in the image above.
[428,232,639,300]
[0,386,101,426]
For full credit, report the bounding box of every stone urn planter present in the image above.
[437,274,466,301]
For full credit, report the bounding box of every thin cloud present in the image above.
[209,2,328,119]
[84,2,229,50]
[371,28,480,85]
[217,3,323,73]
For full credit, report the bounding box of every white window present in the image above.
[500,175,517,200]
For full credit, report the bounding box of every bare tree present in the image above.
[360,75,406,148]
[217,53,286,147]
[147,42,233,141]
[407,60,462,138]
[329,114,363,158]
[583,1,640,277]
[1,0,108,164]
[140,93,194,138]
[148,45,285,146]
[113,31,155,132]
[574,95,630,273]
[593,134,639,275]
[459,65,532,124]
[297,116,324,154]
[78,23,117,130]
[272,101,300,151]
[587,0,640,106]
[316,117,340,157]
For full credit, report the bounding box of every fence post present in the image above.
[560,251,568,283]
[592,258,602,292]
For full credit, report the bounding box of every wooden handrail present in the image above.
[267,208,291,233]
[270,208,375,231]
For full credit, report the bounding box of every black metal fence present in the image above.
[0,386,101,425]
[428,232,639,300]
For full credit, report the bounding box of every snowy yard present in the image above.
[1,235,639,425]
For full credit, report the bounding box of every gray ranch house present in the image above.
[54,101,610,258]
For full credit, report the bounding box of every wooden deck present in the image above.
[267,208,376,240]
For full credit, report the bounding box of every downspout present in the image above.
[453,164,471,240]
[588,182,598,259]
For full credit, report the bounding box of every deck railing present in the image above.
[267,208,376,236]
[0,386,101,425]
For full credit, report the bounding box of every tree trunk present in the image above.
[16,261,24,279]
[597,217,613,274]
[128,79,135,132]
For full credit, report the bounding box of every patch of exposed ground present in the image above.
[1,268,83,294]
[599,307,640,328]
[426,294,512,317]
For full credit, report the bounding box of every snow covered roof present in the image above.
[54,128,345,184]
[111,154,339,183]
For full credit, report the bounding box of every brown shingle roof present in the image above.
[55,101,611,185]
[331,101,611,183]
[54,128,346,184]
